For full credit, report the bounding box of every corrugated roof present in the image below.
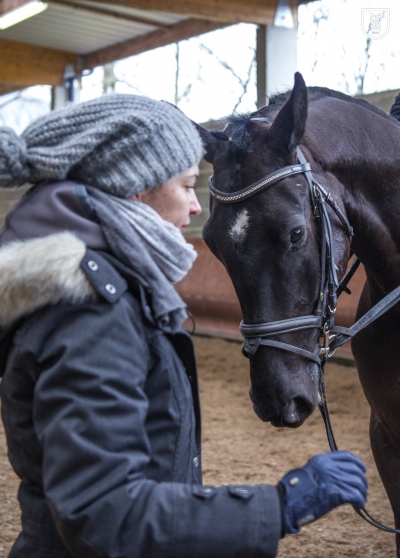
[68,0,184,24]
[0,0,279,93]
[0,1,187,54]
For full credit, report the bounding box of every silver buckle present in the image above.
[319,323,337,359]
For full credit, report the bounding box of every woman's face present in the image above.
[133,165,202,233]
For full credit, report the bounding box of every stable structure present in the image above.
[1,0,368,361]
[0,0,301,96]
[0,0,302,231]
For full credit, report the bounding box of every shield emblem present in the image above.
[361,9,390,40]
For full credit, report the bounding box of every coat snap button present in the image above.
[88,260,98,271]
[228,485,253,499]
[105,284,117,295]
[193,456,199,468]
[192,485,215,499]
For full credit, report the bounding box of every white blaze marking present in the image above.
[229,209,249,245]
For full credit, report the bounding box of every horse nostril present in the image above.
[293,396,313,419]
[282,399,298,423]
[282,397,313,424]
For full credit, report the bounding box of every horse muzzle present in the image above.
[249,387,316,428]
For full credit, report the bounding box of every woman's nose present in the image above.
[190,191,202,215]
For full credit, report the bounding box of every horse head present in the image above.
[195,73,351,428]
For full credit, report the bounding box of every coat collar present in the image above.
[0,232,97,328]
[0,230,168,332]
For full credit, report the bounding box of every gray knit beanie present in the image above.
[0,94,203,197]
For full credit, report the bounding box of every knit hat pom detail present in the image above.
[0,127,30,188]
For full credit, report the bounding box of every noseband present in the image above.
[208,145,353,365]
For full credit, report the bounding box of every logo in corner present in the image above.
[361,8,390,40]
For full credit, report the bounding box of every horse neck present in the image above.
[306,99,400,293]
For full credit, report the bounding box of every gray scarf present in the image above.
[88,187,197,332]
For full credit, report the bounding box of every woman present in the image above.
[0,94,367,557]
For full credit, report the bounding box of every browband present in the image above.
[208,163,311,203]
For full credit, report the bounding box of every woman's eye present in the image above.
[290,227,305,245]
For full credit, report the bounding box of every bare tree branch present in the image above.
[232,50,256,113]
[103,63,117,94]
[198,42,256,113]
[104,63,144,94]
[0,91,50,129]
[199,43,245,86]
[310,4,329,73]
[356,37,372,95]
[0,92,46,111]
[0,92,23,111]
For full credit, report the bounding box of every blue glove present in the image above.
[278,451,368,535]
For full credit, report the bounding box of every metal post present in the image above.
[256,25,267,109]
[51,63,91,110]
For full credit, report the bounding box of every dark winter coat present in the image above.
[0,181,281,558]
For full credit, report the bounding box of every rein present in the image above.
[208,142,400,535]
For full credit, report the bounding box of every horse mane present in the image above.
[268,86,394,121]
[223,86,397,152]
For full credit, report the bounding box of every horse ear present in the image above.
[191,121,228,164]
[268,72,308,153]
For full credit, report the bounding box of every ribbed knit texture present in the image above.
[0,94,203,197]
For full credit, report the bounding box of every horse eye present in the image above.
[290,227,305,245]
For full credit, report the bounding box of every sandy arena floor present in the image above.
[0,335,396,557]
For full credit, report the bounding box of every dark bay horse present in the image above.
[195,73,400,553]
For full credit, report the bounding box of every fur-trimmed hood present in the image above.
[0,232,97,327]
[0,180,110,327]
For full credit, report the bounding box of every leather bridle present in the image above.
[209,146,353,366]
[208,138,400,534]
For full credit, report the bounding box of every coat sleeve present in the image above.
[30,297,282,558]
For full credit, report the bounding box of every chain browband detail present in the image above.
[209,163,310,203]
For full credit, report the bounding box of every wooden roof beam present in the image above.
[84,17,229,69]
[0,38,78,87]
[84,0,277,25]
